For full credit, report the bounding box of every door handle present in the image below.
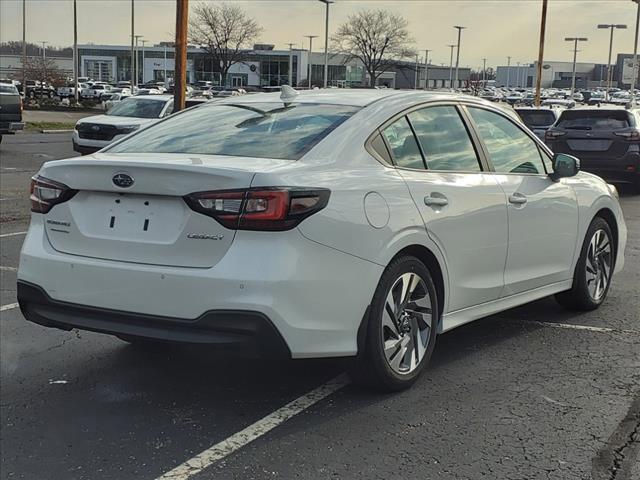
[424,195,449,207]
[508,193,528,205]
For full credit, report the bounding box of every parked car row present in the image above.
[514,105,640,192]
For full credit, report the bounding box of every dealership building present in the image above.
[75,43,366,88]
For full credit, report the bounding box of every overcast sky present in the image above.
[0,0,637,68]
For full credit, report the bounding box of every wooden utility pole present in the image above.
[22,0,26,94]
[73,0,79,103]
[534,0,548,107]
[174,0,189,111]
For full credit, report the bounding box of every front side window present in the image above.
[469,107,546,175]
[381,117,424,170]
[108,102,358,160]
[408,106,481,172]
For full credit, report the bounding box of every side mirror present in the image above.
[550,153,580,181]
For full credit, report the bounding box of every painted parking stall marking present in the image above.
[156,374,350,480]
[0,303,19,312]
[0,231,27,238]
[533,321,640,336]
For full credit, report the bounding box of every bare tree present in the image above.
[23,56,66,87]
[332,10,415,87]
[189,2,263,87]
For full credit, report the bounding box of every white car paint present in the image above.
[19,90,627,359]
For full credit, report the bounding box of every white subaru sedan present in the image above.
[18,89,626,391]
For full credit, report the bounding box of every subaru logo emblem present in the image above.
[112,173,134,188]
[91,125,100,131]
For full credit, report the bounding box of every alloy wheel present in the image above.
[381,272,433,375]
[585,229,612,302]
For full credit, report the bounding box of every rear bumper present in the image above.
[0,121,25,134]
[548,147,640,184]
[18,280,290,358]
[18,215,383,358]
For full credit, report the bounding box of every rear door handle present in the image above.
[424,195,449,207]
[508,193,528,205]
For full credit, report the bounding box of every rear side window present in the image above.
[381,117,424,170]
[108,102,358,160]
[408,106,481,172]
[516,110,557,128]
[557,110,631,130]
[469,107,546,175]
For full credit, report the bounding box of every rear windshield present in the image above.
[106,98,167,118]
[0,84,18,94]
[516,110,557,128]
[107,102,359,160]
[557,110,631,130]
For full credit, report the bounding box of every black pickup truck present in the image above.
[0,83,25,142]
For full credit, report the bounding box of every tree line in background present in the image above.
[186,3,418,88]
[1,4,430,88]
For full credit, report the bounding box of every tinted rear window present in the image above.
[516,110,556,128]
[557,110,631,130]
[107,102,359,160]
[0,84,18,94]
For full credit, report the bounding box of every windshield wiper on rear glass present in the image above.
[565,126,592,130]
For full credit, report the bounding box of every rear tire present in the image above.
[555,217,615,311]
[350,256,438,392]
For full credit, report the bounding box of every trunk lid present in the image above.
[37,153,294,268]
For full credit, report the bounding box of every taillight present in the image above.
[613,129,640,141]
[545,130,566,141]
[184,187,330,231]
[30,175,77,214]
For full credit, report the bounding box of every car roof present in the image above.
[215,89,499,108]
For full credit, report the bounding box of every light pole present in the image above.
[482,58,487,86]
[414,54,420,89]
[565,37,588,97]
[133,34,143,86]
[140,39,147,84]
[453,26,466,89]
[447,44,455,88]
[506,56,511,89]
[424,49,431,89]
[631,0,640,106]
[305,35,318,89]
[453,25,467,88]
[130,0,135,83]
[597,24,627,99]
[516,61,521,87]
[40,41,48,84]
[286,43,296,86]
[318,0,333,88]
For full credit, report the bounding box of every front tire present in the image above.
[350,256,438,392]
[555,217,615,311]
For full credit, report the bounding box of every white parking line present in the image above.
[534,321,640,336]
[156,374,350,480]
[0,266,18,272]
[0,231,27,238]
[0,303,19,312]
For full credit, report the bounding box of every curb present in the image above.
[40,129,74,134]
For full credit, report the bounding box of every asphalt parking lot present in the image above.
[1,133,639,480]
